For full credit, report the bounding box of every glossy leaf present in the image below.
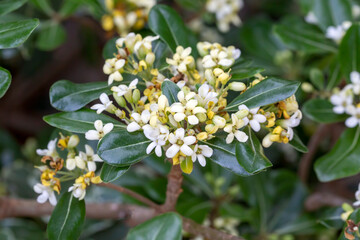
[161,81,180,105]
[339,23,360,77]
[231,67,264,81]
[226,78,300,111]
[102,37,117,59]
[43,109,125,133]
[312,0,352,31]
[302,99,348,123]
[47,192,85,240]
[0,19,39,49]
[59,0,81,17]
[309,68,324,90]
[100,163,129,182]
[289,133,308,153]
[30,0,53,16]
[36,22,66,51]
[127,213,182,240]
[153,39,172,69]
[0,0,27,16]
[0,67,11,98]
[236,127,272,174]
[148,4,198,57]
[274,23,337,53]
[200,137,252,176]
[97,130,151,166]
[315,127,360,182]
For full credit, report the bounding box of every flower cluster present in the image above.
[330,71,360,128]
[33,134,103,205]
[101,0,155,36]
[206,0,243,32]
[88,33,303,174]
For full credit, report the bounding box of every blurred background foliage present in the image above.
[1,0,359,239]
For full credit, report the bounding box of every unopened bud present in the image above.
[301,82,314,93]
[235,109,249,119]
[213,68,223,77]
[218,72,230,84]
[67,135,79,148]
[229,82,246,91]
[205,124,218,134]
[212,115,226,128]
[132,89,140,103]
[196,112,207,122]
[196,132,208,141]
[205,69,215,85]
[113,93,126,107]
[145,52,155,66]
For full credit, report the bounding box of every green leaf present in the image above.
[273,23,337,53]
[309,68,324,90]
[200,137,252,176]
[312,0,352,31]
[236,127,272,174]
[326,57,343,90]
[148,4,198,57]
[338,208,360,240]
[0,18,39,49]
[59,0,81,17]
[127,213,182,240]
[226,78,300,111]
[161,81,180,105]
[315,127,360,182]
[0,0,27,16]
[153,39,172,69]
[102,37,117,59]
[97,130,151,166]
[0,67,11,98]
[100,163,129,182]
[289,133,308,153]
[302,99,348,123]
[30,0,53,16]
[47,192,85,240]
[231,67,264,81]
[339,23,360,77]
[36,22,66,51]
[43,109,125,133]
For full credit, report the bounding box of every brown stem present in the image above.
[0,197,243,240]
[298,124,329,184]
[98,182,161,211]
[161,164,183,212]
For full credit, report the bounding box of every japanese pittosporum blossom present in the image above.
[197,42,241,69]
[330,71,360,128]
[206,0,243,32]
[325,21,352,43]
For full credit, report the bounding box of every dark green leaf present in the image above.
[315,127,360,182]
[231,67,264,81]
[289,133,308,153]
[309,68,325,90]
[98,130,150,166]
[302,98,348,123]
[47,192,85,240]
[339,23,360,77]
[161,81,180,105]
[274,23,337,53]
[0,18,39,49]
[0,67,11,98]
[326,57,343,90]
[100,163,129,182]
[59,0,81,17]
[36,22,66,51]
[127,213,182,240]
[226,78,300,111]
[148,4,198,57]
[43,109,126,133]
[200,137,252,176]
[0,0,27,16]
[102,37,117,59]
[153,39,172,69]
[236,127,272,174]
[312,0,352,31]
[30,0,53,16]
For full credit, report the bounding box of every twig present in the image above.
[161,164,183,212]
[298,124,329,184]
[0,197,244,240]
[98,182,161,211]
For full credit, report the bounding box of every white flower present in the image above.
[305,12,318,24]
[354,183,360,206]
[111,78,138,97]
[223,114,248,144]
[33,183,57,206]
[330,91,353,114]
[206,0,243,32]
[85,120,114,140]
[144,125,169,157]
[68,183,86,200]
[36,138,58,157]
[79,145,103,172]
[326,21,352,43]
[127,110,151,132]
[191,144,213,167]
[196,83,218,108]
[66,156,86,171]
[279,110,302,129]
[166,128,196,158]
[351,71,360,95]
[345,107,360,128]
[134,35,159,57]
[171,92,206,125]
[91,93,114,114]
[103,58,125,85]
[238,104,266,132]
[166,46,195,73]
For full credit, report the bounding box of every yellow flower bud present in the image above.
[196,132,208,141]
[218,72,230,84]
[213,68,223,77]
[205,123,219,134]
[180,156,193,174]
